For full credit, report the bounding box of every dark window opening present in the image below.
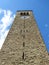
[27,12,29,15]
[23,42,25,47]
[22,52,24,60]
[20,13,23,15]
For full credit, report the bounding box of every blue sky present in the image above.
[0,0,49,52]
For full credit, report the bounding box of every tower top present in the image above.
[16,10,33,16]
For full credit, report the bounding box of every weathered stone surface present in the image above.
[0,10,49,65]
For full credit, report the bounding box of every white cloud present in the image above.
[0,8,15,49]
[0,30,9,49]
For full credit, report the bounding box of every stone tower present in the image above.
[0,10,49,65]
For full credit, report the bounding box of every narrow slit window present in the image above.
[23,42,25,47]
[22,52,24,60]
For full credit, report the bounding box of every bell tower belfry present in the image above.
[0,10,49,65]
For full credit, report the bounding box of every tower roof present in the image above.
[17,10,32,12]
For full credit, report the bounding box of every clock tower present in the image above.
[0,10,49,65]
